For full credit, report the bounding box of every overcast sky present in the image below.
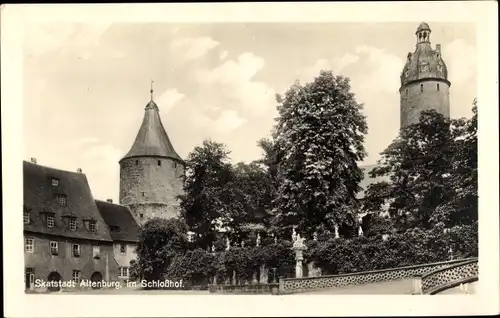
[23,22,477,202]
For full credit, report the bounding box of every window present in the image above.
[158,160,161,166]
[420,84,423,92]
[23,210,30,224]
[119,266,129,278]
[51,178,59,187]
[110,225,120,232]
[93,246,100,259]
[89,220,96,233]
[174,162,177,169]
[405,89,408,97]
[46,214,55,228]
[25,238,34,253]
[72,244,80,257]
[49,241,58,255]
[56,194,67,207]
[135,160,139,165]
[72,270,81,283]
[120,244,127,254]
[142,192,145,197]
[437,83,440,91]
[69,218,77,231]
[139,214,144,219]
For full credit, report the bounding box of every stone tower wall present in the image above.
[119,157,185,223]
[400,79,450,127]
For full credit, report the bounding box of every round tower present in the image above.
[399,22,451,127]
[119,85,185,224]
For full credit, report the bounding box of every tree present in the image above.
[135,218,189,283]
[179,140,245,249]
[233,161,274,227]
[271,71,368,237]
[431,100,478,227]
[364,103,478,231]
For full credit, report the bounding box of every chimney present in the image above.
[436,44,441,54]
[106,199,113,203]
[77,168,82,173]
[30,157,37,164]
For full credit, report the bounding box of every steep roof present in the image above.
[357,164,391,199]
[95,200,141,243]
[23,161,113,242]
[121,100,183,162]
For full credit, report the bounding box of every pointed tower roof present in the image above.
[121,84,183,163]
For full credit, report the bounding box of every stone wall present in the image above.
[210,283,279,294]
[279,258,474,294]
[400,79,450,127]
[119,157,184,223]
[420,258,478,294]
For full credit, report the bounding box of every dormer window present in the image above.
[46,213,55,228]
[56,194,67,207]
[405,70,409,77]
[51,178,59,187]
[89,220,97,233]
[69,218,77,231]
[110,225,120,232]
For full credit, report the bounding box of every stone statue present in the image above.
[256,233,261,247]
[211,243,216,253]
[358,226,364,236]
[292,226,297,242]
[293,233,306,250]
[241,241,245,248]
[313,232,318,241]
[274,236,277,244]
[334,224,340,239]
[225,237,230,251]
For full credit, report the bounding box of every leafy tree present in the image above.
[364,102,478,231]
[135,218,189,283]
[431,100,478,227]
[179,140,244,249]
[232,161,274,227]
[271,70,368,237]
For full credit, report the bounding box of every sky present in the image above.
[23,22,477,202]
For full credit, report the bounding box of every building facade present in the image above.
[399,22,451,127]
[23,160,119,292]
[119,90,185,224]
[95,199,141,284]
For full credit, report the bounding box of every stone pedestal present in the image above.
[252,271,258,284]
[292,237,306,279]
[259,265,268,283]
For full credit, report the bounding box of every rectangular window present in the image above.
[120,244,127,254]
[72,270,81,283]
[69,218,77,231]
[49,241,58,255]
[119,266,129,278]
[56,194,67,206]
[158,160,161,166]
[420,84,423,92]
[51,178,59,187]
[72,244,80,257]
[25,238,34,253]
[23,210,30,224]
[89,220,96,232]
[110,225,120,232]
[437,83,440,91]
[139,214,144,219]
[93,246,100,259]
[46,214,55,228]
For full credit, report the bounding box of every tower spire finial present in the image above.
[150,79,154,101]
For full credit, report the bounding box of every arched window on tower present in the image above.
[406,89,408,97]
[420,84,423,93]
[437,83,440,91]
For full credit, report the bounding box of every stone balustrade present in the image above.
[420,258,478,294]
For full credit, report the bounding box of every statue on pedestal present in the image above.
[256,233,261,247]
[225,237,230,251]
[292,233,307,278]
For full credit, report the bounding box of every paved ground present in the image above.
[301,279,416,295]
[437,281,476,295]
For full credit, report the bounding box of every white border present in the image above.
[2,2,499,317]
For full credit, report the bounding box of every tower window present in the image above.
[420,84,423,92]
[437,83,440,91]
[142,192,145,197]
[405,89,408,96]
[139,214,144,219]
[174,162,177,168]
[158,160,161,166]
[135,160,139,166]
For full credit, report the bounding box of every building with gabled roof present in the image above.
[95,199,141,282]
[119,87,185,224]
[23,160,120,292]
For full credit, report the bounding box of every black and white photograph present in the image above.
[2,2,498,317]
